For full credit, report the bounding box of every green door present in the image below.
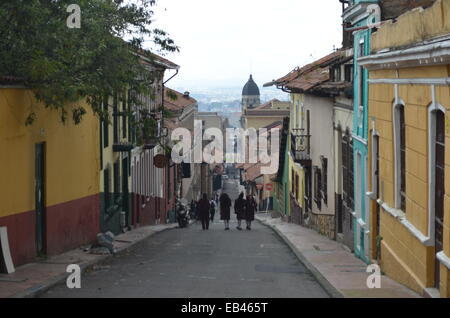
[122,156,129,228]
[35,143,45,255]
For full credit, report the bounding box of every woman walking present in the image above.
[197,194,211,230]
[245,195,257,230]
[234,192,246,231]
[219,193,232,230]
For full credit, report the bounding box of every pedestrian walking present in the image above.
[210,199,216,223]
[219,193,232,230]
[245,195,257,230]
[234,192,246,231]
[197,194,211,230]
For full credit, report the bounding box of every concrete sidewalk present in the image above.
[256,213,421,298]
[0,223,177,298]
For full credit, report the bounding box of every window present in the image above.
[345,64,353,83]
[375,134,380,198]
[314,166,322,211]
[114,160,120,195]
[103,95,109,148]
[321,156,328,205]
[358,40,365,130]
[305,167,312,213]
[435,112,445,239]
[104,167,111,208]
[335,66,341,82]
[394,104,406,211]
[292,169,295,193]
[342,130,354,211]
[400,107,406,212]
[371,125,380,199]
[434,109,445,288]
[113,93,119,144]
[122,92,127,139]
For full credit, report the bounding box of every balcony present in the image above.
[113,142,134,152]
[291,129,311,166]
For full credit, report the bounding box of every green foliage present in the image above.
[166,89,178,101]
[0,0,178,125]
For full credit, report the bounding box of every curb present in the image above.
[10,224,177,298]
[256,216,344,299]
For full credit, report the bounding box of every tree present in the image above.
[0,0,178,125]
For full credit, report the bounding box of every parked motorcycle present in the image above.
[176,199,189,228]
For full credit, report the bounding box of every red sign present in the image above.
[265,184,273,191]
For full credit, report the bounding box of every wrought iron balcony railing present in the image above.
[291,129,311,165]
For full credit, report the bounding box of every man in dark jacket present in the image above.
[197,193,211,230]
[245,195,257,230]
[219,193,232,230]
[234,192,246,231]
[210,200,216,223]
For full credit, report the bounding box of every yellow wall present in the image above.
[0,88,100,218]
[372,0,450,52]
[368,65,450,296]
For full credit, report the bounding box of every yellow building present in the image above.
[360,0,450,297]
[0,84,100,267]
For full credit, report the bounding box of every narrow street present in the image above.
[40,178,329,298]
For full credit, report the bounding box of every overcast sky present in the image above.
[150,0,343,90]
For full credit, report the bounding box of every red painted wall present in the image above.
[0,194,99,267]
[45,194,100,256]
[0,210,35,266]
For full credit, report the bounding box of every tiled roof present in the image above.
[136,48,179,70]
[254,99,280,110]
[272,50,350,94]
[164,88,197,112]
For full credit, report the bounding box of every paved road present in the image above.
[41,178,329,298]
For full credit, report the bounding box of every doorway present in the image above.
[35,143,46,255]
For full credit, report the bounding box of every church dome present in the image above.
[242,75,260,96]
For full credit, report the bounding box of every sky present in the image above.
[149,0,343,90]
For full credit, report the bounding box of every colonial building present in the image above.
[332,49,355,250]
[341,0,381,263]
[128,53,179,229]
[269,50,353,239]
[340,0,439,265]
[360,0,449,297]
[164,89,200,203]
[0,80,100,267]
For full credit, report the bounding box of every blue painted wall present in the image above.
[347,0,380,264]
